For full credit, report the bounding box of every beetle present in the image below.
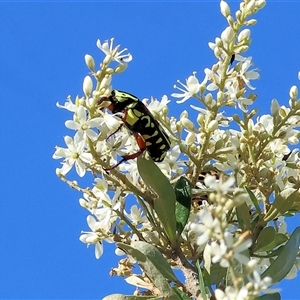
[98,90,171,170]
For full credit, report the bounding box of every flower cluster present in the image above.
[53,1,300,299]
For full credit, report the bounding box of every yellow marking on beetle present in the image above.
[141,115,151,127]
[151,130,159,137]
[126,109,139,126]
[143,134,152,140]
[132,108,143,118]
[146,141,152,146]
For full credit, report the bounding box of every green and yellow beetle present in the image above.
[98,90,171,170]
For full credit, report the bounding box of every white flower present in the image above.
[204,176,235,195]
[239,56,260,90]
[94,187,122,231]
[172,73,203,103]
[124,205,147,226]
[248,270,279,294]
[96,38,132,64]
[65,106,102,141]
[142,95,171,116]
[97,111,122,140]
[79,215,114,259]
[56,96,77,112]
[53,132,92,177]
[225,79,253,112]
[119,158,141,187]
[215,286,249,300]
[80,178,113,212]
[205,65,223,91]
[190,208,221,245]
[158,145,186,177]
[191,105,232,127]
[211,240,229,268]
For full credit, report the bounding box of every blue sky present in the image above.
[1,1,300,299]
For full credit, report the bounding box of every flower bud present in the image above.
[197,113,205,126]
[245,19,257,26]
[227,15,234,27]
[238,29,250,42]
[180,110,188,119]
[247,108,258,119]
[83,76,93,97]
[256,0,266,9]
[162,105,169,116]
[84,54,95,71]
[271,99,280,116]
[185,132,195,146]
[289,85,298,99]
[232,114,240,123]
[103,54,112,66]
[246,259,257,272]
[215,37,223,47]
[214,47,222,59]
[205,93,214,107]
[114,63,128,74]
[190,144,198,154]
[79,97,85,105]
[208,120,218,132]
[79,198,87,208]
[237,45,249,53]
[236,10,242,24]
[220,0,230,17]
[105,68,114,75]
[217,91,224,103]
[225,199,235,210]
[100,74,112,89]
[181,118,195,131]
[288,136,299,144]
[179,143,187,154]
[199,83,207,94]
[245,0,255,14]
[221,27,235,44]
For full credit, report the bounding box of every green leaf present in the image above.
[174,176,192,235]
[245,186,261,214]
[196,261,207,300]
[117,241,179,298]
[253,227,276,252]
[251,215,259,232]
[203,263,226,286]
[171,287,191,300]
[264,188,299,222]
[137,156,177,247]
[103,295,159,300]
[256,233,288,253]
[255,293,281,300]
[236,201,250,230]
[261,226,300,283]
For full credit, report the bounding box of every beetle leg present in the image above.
[106,110,128,140]
[107,123,124,140]
[104,132,147,171]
